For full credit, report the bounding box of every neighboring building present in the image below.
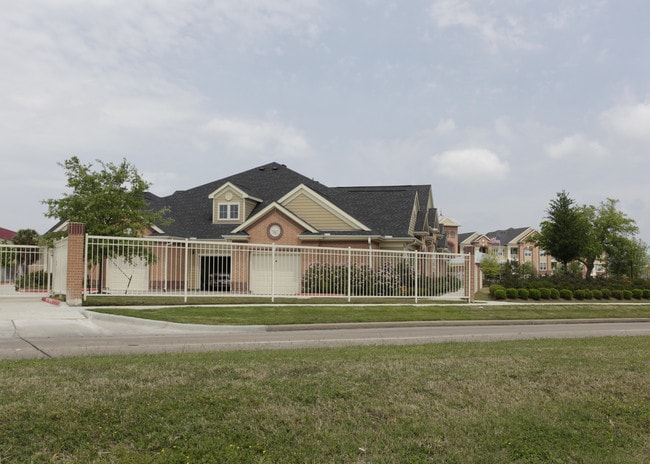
[145,162,444,252]
[459,226,556,276]
[439,216,461,253]
[0,227,16,243]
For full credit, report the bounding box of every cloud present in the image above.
[600,103,650,140]
[203,117,312,157]
[431,148,509,181]
[429,0,537,52]
[435,118,456,135]
[545,134,608,160]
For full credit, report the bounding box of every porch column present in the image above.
[66,222,85,306]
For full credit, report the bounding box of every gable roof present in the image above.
[147,162,437,241]
[0,227,16,242]
[485,227,536,246]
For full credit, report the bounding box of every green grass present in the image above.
[1,337,649,463]
[91,303,650,326]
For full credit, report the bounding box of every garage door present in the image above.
[250,251,301,295]
[105,256,149,294]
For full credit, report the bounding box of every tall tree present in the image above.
[43,157,169,237]
[607,237,648,280]
[535,191,588,270]
[578,199,638,278]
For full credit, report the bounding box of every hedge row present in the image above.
[489,284,650,301]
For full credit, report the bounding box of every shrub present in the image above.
[574,289,586,300]
[611,289,623,300]
[559,289,573,300]
[644,289,650,299]
[506,288,518,299]
[539,288,551,300]
[528,288,541,300]
[601,288,611,299]
[494,289,507,300]
[549,288,560,299]
[632,289,643,300]
[489,284,505,297]
[14,270,49,290]
[592,289,602,300]
[622,290,633,300]
[517,288,529,300]
[584,289,593,300]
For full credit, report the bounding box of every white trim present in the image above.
[230,202,318,234]
[278,184,370,231]
[208,181,262,203]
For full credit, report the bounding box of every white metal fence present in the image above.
[85,235,471,302]
[0,244,51,297]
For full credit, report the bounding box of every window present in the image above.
[218,203,239,220]
[540,262,547,271]
[540,249,547,257]
[524,247,532,257]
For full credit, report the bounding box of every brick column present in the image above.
[66,222,85,306]
[463,246,476,303]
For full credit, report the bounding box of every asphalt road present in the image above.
[2,296,650,359]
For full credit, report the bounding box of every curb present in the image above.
[267,318,650,332]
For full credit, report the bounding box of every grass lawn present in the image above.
[1,337,649,463]
[90,303,650,326]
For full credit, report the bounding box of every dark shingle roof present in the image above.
[147,162,433,240]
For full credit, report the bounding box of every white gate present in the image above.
[0,244,51,297]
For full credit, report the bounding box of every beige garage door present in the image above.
[250,251,301,295]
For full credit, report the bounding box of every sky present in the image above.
[2,0,650,244]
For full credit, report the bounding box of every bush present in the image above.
[517,288,529,300]
[574,289,585,300]
[644,289,650,299]
[622,290,633,300]
[489,284,505,297]
[632,289,643,300]
[528,288,541,300]
[506,288,518,299]
[14,270,49,290]
[601,288,611,299]
[559,289,573,300]
[539,288,551,300]
[592,289,602,300]
[494,289,507,300]
[549,288,560,299]
[611,290,623,300]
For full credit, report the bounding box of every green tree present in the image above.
[479,253,501,283]
[12,229,40,246]
[578,199,638,279]
[535,191,588,270]
[607,237,648,280]
[43,157,170,237]
[42,157,171,293]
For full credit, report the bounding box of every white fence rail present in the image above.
[0,244,51,297]
[85,235,471,302]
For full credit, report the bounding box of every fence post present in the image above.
[414,250,418,304]
[271,243,276,303]
[184,239,189,303]
[65,222,85,306]
[347,247,351,303]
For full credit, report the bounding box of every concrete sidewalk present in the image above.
[0,297,262,339]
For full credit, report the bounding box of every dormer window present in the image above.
[218,203,239,220]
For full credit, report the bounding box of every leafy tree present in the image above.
[42,157,171,293]
[479,253,501,283]
[607,237,648,280]
[579,199,638,279]
[12,228,40,245]
[535,191,588,270]
[43,156,170,237]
